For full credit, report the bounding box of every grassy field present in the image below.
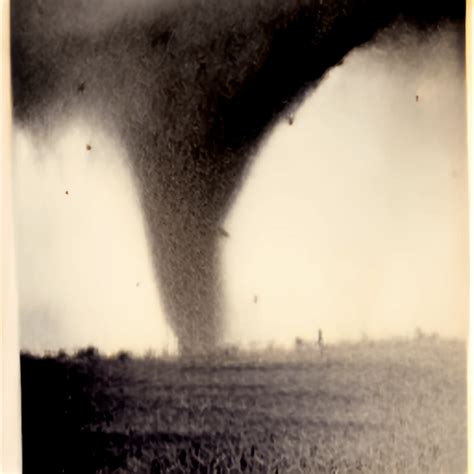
[20,338,466,473]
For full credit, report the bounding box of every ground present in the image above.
[20,338,466,473]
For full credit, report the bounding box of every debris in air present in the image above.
[86,144,92,151]
[77,82,86,93]
[218,227,230,238]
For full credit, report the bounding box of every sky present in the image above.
[12,22,467,355]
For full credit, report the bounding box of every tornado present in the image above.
[11,0,465,355]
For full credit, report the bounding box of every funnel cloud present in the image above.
[11,0,466,354]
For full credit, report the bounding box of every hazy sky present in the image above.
[13,23,467,354]
[222,23,467,347]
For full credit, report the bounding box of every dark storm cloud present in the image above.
[11,0,465,353]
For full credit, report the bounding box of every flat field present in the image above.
[20,338,466,473]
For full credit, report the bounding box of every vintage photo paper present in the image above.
[5,0,469,472]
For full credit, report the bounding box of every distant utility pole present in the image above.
[318,329,324,354]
